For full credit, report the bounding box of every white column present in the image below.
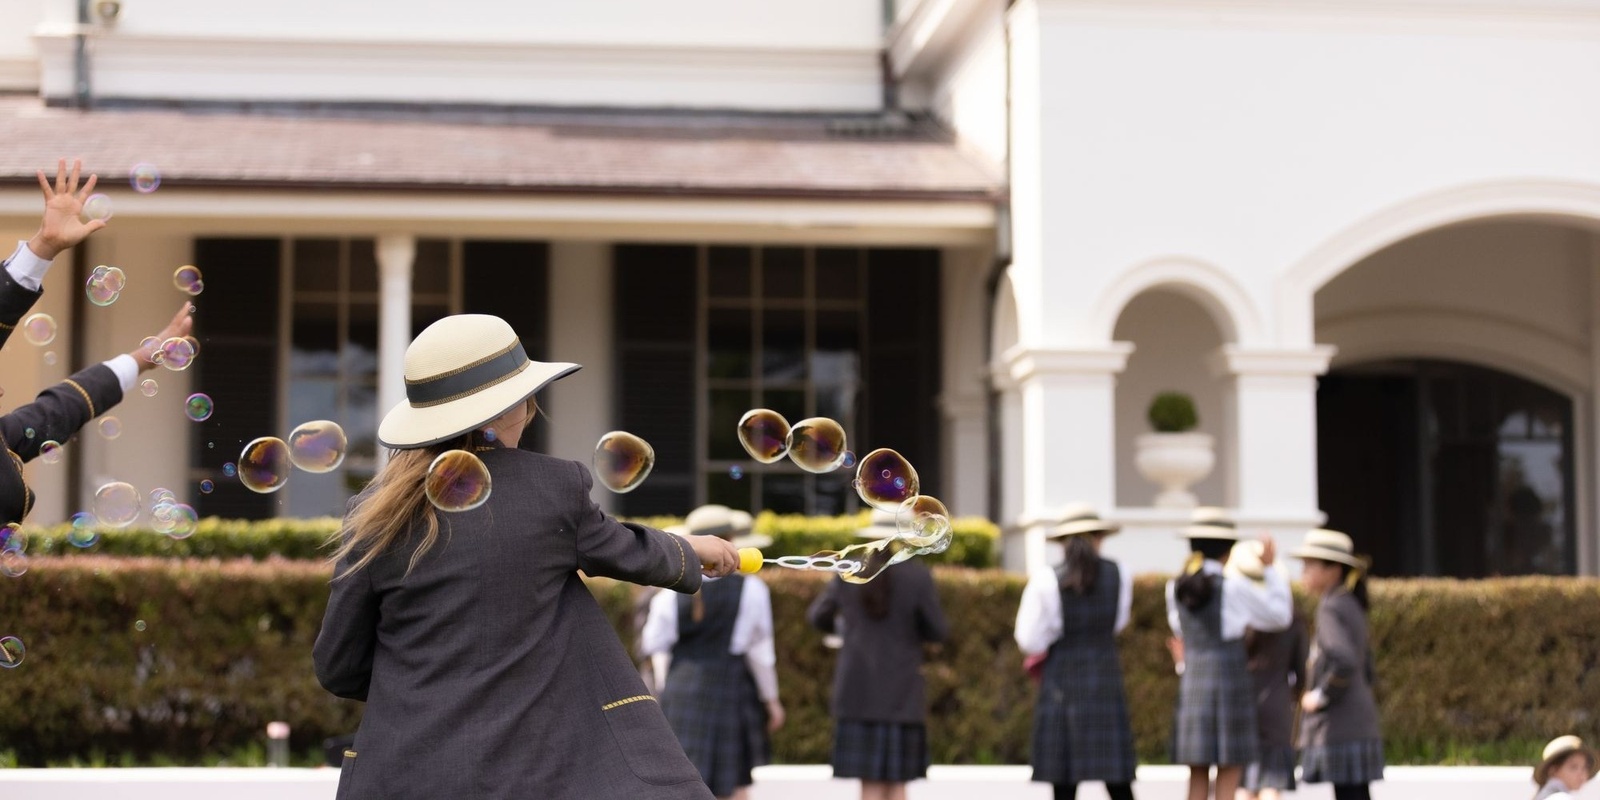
[995,344,1133,572]
[1217,345,1335,538]
[545,241,614,510]
[376,234,415,456]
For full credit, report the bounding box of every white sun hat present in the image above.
[1046,504,1121,539]
[676,504,771,550]
[377,314,580,449]
[1288,529,1367,570]
[1181,506,1242,540]
[1224,539,1268,582]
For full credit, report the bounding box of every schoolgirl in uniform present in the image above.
[1014,505,1137,800]
[1166,508,1292,800]
[643,504,784,800]
[1531,735,1597,800]
[1226,540,1308,800]
[808,509,949,800]
[1291,529,1383,800]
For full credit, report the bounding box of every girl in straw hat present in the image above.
[1226,540,1309,800]
[1166,508,1293,800]
[642,504,784,800]
[1532,735,1598,800]
[1014,505,1138,800]
[314,314,738,800]
[808,508,949,800]
[1290,529,1383,800]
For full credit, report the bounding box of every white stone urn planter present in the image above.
[1134,432,1215,508]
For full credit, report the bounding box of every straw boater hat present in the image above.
[1045,504,1120,539]
[857,508,901,539]
[1182,506,1241,540]
[677,504,770,550]
[1224,539,1267,582]
[377,314,580,449]
[1288,529,1366,569]
[1534,735,1599,786]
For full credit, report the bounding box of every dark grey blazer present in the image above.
[314,447,714,800]
[1299,589,1382,748]
[0,362,122,526]
[806,560,948,724]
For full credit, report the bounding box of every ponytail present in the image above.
[1341,560,1370,611]
[1059,535,1100,595]
[1175,538,1233,611]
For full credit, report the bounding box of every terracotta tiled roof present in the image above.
[0,98,1003,200]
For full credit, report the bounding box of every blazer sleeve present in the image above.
[1311,595,1366,707]
[0,363,123,460]
[806,578,842,633]
[0,269,43,353]
[915,567,949,644]
[569,461,701,594]
[313,550,380,702]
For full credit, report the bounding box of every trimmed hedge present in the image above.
[0,559,1591,767]
[16,512,1000,569]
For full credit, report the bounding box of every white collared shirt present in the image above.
[640,574,778,701]
[1014,563,1134,656]
[1165,559,1292,640]
[3,241,51,292]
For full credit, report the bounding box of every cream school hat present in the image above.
[1224,539,1268,583]
[378,314,579,449]
[678,504,771,550]
[1046,504,1121,539]
[1288,529,1366,570]
[857,508,901,539]
[1181,506,1241,540]
[1535,735,1599,785]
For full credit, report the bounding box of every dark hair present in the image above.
[862,567,894,620]
[1335,562,1370,611]
[1059,535,1101,595]
[1175,537,1234,611]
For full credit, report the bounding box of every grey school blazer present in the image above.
[1299,589,1382,749]
[314,447,713,800]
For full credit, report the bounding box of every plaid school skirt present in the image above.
[831,720,930,783]
[1172,647,1259,767]
[1244,745,1298,791]
[660,656,769,797]
[1301,738,1384,785]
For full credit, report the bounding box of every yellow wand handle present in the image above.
[737,547,764,574]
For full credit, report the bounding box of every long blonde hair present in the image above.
[329,397,538,579]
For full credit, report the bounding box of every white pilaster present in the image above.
[994,343,1134,572]
[375,234,415,457]
[545,241,615,510]
[1215,345,1335,529]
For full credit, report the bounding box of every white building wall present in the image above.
[912,1,1010,171]
[545,240,617,514]
[0,0,43,89]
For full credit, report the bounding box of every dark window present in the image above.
[464,241,548,453]
[1318,360,1575,577]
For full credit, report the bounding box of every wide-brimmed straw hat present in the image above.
[1288,529,1366,569]
[678,504,770,550]
[1534,735,1599,786]
[1181,506,1241,540]
[1046,504,1120,539]
[857,508,901,539]
[1224,539,1267,582]
[378,314,580,449]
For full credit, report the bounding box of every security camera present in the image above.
[95,1,121,23]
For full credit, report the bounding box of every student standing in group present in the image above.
[1166,508,1292,800]
[643,504,783,800]
[1015,505,1138,800]
[1530,735,1597,800]
[1290,529,1384,800]
[808,508,949,800]
[1226,540,1309,800]
[314,314,739,800]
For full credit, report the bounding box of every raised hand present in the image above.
[130,303,196,372]
[28,158,106,261]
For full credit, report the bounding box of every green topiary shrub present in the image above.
[1146,391,1199,433]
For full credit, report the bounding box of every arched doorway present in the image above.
[1318,360,1574,577]
[1313,219,1593,576]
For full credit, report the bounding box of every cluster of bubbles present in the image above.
[731,408,951,583]
[86,265,126,307]
[592,431,654,493]
[235,420,349,495]
[1,523,26,578]
[148,488,199,539]
[173,265,204,296]
[152,335,198,371]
